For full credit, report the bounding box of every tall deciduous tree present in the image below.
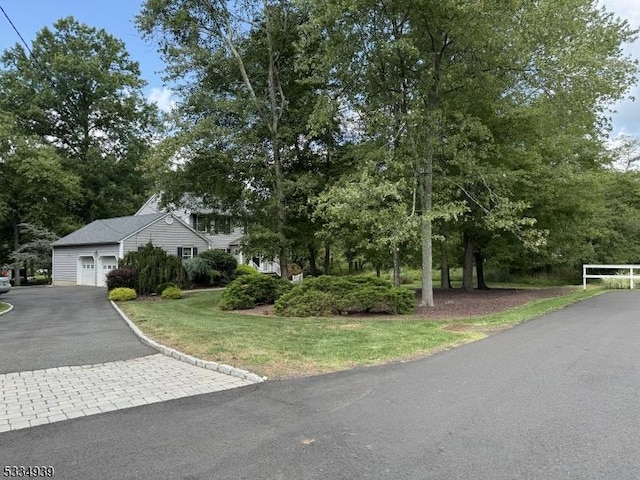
[137,0,342,280]
[304,0,637,302]
[0,112,81,283]
[0,17,159,223]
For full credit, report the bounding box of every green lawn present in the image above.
[0,302,9,313]
[119,287,603,379]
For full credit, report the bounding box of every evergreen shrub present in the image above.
[109,287,137,302]
[219,274,292,310]
[156,282,178,295]
[120,242,187,295]
[233,264,260,277]
[274,276,415,317]
[183,257,211,285]
[198,250,237,282]
[106,267,137,291]
[161,286,184,299]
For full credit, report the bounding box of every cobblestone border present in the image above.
[0,302,14,316]
[110,301,266,384]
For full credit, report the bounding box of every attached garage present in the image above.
[52,213,211,287]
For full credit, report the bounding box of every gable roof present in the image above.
[52,214,168,247]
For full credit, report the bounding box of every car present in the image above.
[0,276,11,294]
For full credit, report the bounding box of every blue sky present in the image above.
[0,0,639,138]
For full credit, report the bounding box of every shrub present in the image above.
[183,257,212,285]
[161,286,184,300]
[106,268,137,291]
[233,264,260,277]
[273,290,335,317]
[219,274,292,310]
[198,250,237,281]
[602,273,631,289]
[156,282,178,295]
[274,275,415,317]
[109,287,137,302]
[120,242,187,295]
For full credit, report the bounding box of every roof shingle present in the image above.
[52,214,167,246]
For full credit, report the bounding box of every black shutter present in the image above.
[177,247,183,258]
[193,247,198,256]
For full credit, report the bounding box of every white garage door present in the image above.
[99,256,118,287]
[80,257,96,286]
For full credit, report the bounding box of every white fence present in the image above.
[582,264,640,289]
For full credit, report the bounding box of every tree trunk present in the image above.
[324,244,331,275]
[420,148,434,306]
[376,264,381,278]
[266,28,288,281]
[308,244,317,276]
[393,246,401,287]
[440,226,451,289]
[475,251,489,290]
[440,246,451,289]
[12,217,21,287]
[462,232,474,290]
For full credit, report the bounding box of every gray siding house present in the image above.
[52,213,211,287]
[137,194,281,275]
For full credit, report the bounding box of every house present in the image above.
[51,213,211,287]
[136,194,281,275]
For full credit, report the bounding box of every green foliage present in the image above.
[183,256,212,285]
[273,290,336,317]
[197,250,237,284]
[156,282,178,295]
[219,274,293,311]
[601,272,632,290]
[10,223,59,283]
[161,286,184,299]
[109,287,137,302]
[234,264,260,277]
[0,17,158,225]
[121,242,187,295]
[275,276,415,317]
[106,267,137,291]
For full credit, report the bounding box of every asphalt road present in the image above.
[2,290,639,479]
[0,286,154,373]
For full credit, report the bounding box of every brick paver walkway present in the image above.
[0,354,253,432]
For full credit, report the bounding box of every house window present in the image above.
[213,217,232,235]
[177,246,198,260]
[191,214,209,233]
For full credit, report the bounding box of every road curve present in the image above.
[1,290,639,479]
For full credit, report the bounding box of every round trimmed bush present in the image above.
[109,287,137,302]
[198,250,237,280]
[106,267,137,291]
[156,282,178,295]
[161,286,184,300]
[233,264,260,277]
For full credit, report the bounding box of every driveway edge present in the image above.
[110,301,265,384]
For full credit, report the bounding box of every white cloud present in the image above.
[147,87,177,112]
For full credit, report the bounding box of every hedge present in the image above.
[274,276,415,317]
[219,274,292,310]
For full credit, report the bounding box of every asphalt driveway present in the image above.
[1,290,639,479]
[0,286,154,374]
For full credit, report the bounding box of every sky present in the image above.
[0,0,639,138]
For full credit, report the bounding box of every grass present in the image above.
[0,302,9,313]
[118,286,604,379]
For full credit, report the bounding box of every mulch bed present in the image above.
[414,287,575,319]
[234,286,576,319]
